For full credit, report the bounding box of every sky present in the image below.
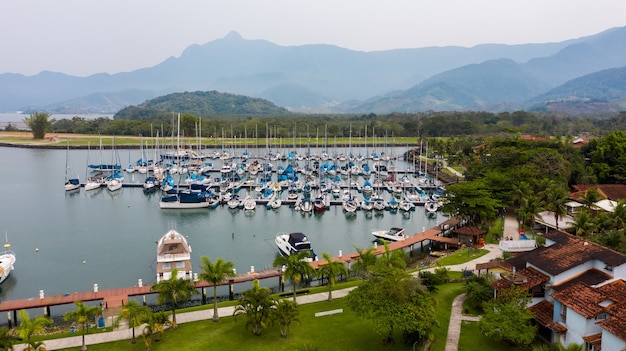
[1,0,625,77]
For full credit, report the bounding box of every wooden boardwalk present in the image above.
[0,269,282,323]
[309,218,461,269]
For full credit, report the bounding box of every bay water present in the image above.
[0,145,443,317]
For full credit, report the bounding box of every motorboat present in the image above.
[275,232,316,261]
[371,227,407,242]
[0,237,16,284]
[425,201,439,213]
[156,229,193,282]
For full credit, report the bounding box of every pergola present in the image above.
[454,226,486,246]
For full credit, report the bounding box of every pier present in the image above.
[0,269,282,328]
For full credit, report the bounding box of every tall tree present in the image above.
[23,112,54,140]
[197,256,236,322]
[377,241,407,269]
[273,251,315,304]
[544,185,570,230]
[113,300,150,344]
[351,245,377,278]
[316,252,348,302]
[151,268,198,329]
[441,179,503,224]
[17,310,52,351]
[517,195,543,229]
[579,188,601,212]
[569,211,596,238]
[63,301,103,351]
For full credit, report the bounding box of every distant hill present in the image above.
[114,91,289,119]
[526,66,626,114]
[2,27,626,114]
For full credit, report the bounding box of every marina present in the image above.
[0,144,447,323]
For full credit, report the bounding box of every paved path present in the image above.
[444,294,481,351]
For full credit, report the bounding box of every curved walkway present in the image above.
[444,294,481,351]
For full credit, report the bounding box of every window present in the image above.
[162,263,171,270]
[560,304,567,323]
[176,262,185,268]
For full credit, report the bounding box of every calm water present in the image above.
[0,145,443,313]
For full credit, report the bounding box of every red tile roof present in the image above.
[571,184,626,201]
[597,303,626,342]
[508,230,626,276]
[492,266,549,291]
[582,333,602,350]
[551,280,626,319]
[528,300,567,333]
[455,226,486,236]
[551,269,614,292]
[475,260,512,272]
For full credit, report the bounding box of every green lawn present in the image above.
[459,320,525,351]
[435,249,489,266]
[58,298,409,351]
[429,283,463,351]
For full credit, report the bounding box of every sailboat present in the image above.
[64,144,81,191]
[0,234,16,284]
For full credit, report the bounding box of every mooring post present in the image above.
[228,279,235,301]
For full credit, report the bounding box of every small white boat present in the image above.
[0,236,15,284]
[107,178,122,192]
[156,229,193,282]
[371,227,407,242]
[243,195,256,211]
[342,196,358,213]
[275,232,316,261]
[268,197,282,209]
[425,201,439,213]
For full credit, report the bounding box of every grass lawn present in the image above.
[429,282,464,351]
[57,298,410,351]
[459,320,525,351]
[435,249,489,266]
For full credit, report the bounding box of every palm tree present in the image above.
[17,310,52,351]
[511,180,532,206]
[63,301,103,351]
[517,195,543,230]
[569,211,596,238]
[579,188,601,212]
[611,200,626,229]
[544,185,569,230]
[377,240,407,269]
[351,245,377,277]
[0,327,19,351]
[197,256,236,322]
[274,299,300,338]
[233,280,275,336]
[113,300,150,344]
[273,251,315,304]
[151,268,198,329]
[140,310,171,350]
[18,310,52,351]
[317,252,348,302]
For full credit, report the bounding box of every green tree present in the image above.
[197,256,236,322]
[17,310,52,351]
[377,240,407,269]
[274,299,300,338]
[273,251,315,304]
[0,327,18,351]
[316,252,348,302]
[347,265,437,345]
[23,113,54,140]
[579,188,601,212]
[63,301,103,351]
[351,245,377,278]
[140,310,171,350]
[441,179,503,224]
[479,287,536,346]
[517,195,543,230]
[233,280,276,336]
[569,211,596,238]
[464,275,493,312]
[151,268,198,329]
[113,300,150,344]
[544,185,570,230]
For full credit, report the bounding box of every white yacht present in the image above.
[0,236,16,284]
[371,227,408,242]
[275,232,316,261]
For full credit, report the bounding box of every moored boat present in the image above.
[0,235,16,284]
[275,232,316,261]
[371,227,407,242]
[156,229,193,282]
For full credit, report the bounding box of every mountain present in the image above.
[114,90,289,119]
[525,66,626,114]
[1,27,625,114]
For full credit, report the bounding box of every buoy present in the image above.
[35,248,39,252]
[82,260,87,264]
[127,204,130,208]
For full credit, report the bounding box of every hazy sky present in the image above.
[1,0,625,77]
